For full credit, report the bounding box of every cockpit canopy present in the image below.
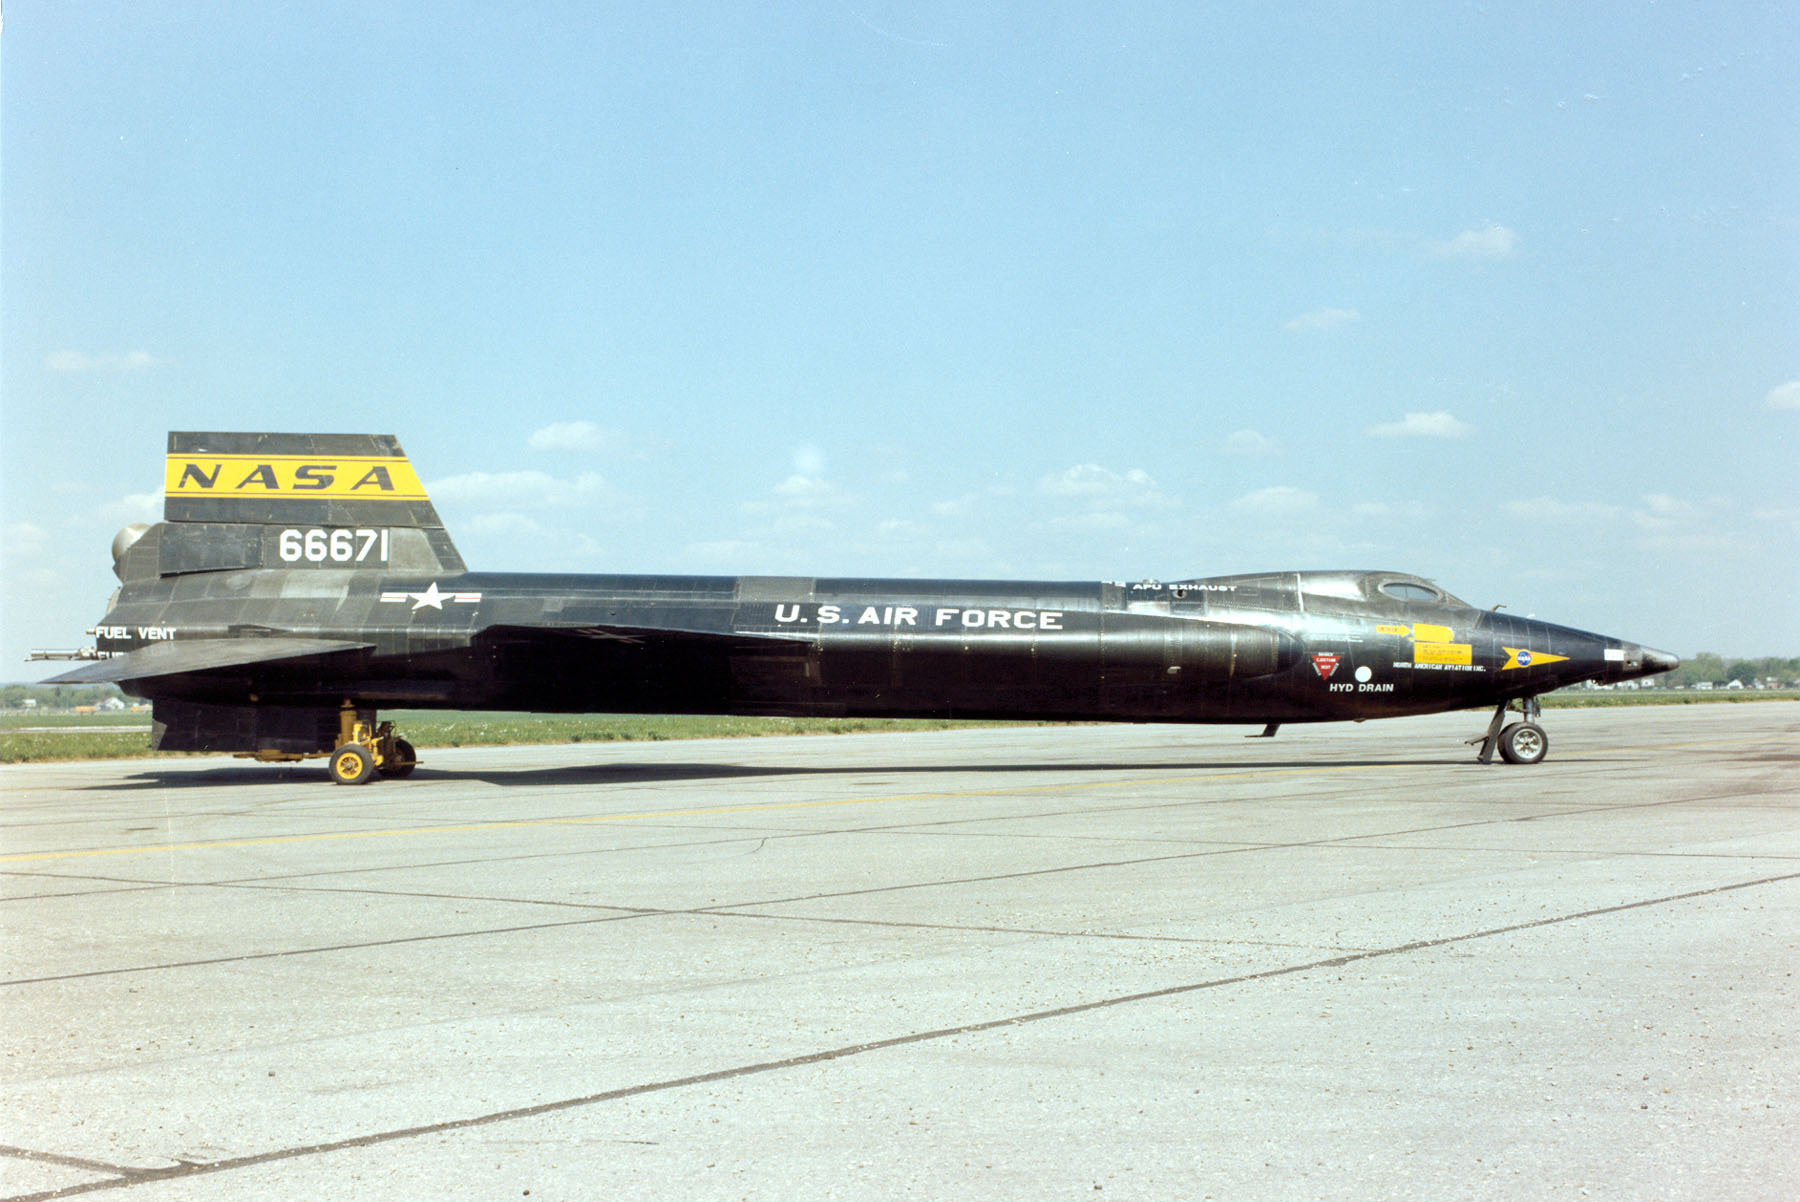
[1169,570,1472,610]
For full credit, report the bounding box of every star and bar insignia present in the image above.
[378,582,483,611]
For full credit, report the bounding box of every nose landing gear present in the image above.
[1471,696,1549,764]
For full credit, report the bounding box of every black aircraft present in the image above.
[37,432,1679,782]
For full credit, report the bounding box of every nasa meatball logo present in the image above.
[1312,653,1342,680]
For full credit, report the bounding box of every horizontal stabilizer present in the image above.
[44,637,373,684]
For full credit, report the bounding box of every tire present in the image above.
[1498,722,1548,765]
[379,738,417,779]
[330,743,376,785]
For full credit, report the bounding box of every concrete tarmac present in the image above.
[2,704,1796,1201]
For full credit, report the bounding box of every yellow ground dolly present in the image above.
[239,703,418,784]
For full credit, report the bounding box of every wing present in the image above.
[43,637,375,684]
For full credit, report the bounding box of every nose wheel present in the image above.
[1472,697,1549,764]
[1497,719,1548,764]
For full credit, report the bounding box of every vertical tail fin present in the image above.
[117,432,464,580]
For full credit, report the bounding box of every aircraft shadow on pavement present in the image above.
[425,758,1468,786]
[106,753,1479,790]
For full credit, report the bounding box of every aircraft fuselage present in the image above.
[42,433,1678,777]
[90,566,1670,725]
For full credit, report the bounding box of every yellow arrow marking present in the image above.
[1502,647,1571,670]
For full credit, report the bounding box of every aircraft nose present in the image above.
[1615,642,1680,680]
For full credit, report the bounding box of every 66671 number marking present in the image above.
[277,528,390,564]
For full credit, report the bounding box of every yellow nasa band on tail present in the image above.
[164,453,430,501]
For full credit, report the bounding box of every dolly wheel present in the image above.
[330,743,376,785]
[379,738,418,779]
[1498,722,1549,765]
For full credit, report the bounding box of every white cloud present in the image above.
[685,539,768,566]
[1765,381,1800,410]
[1035,465,1175,543]
[1503,497,1625,523]
[1039,464,1116,497]
[1283,307,1361,332]
[427,470,607,508]
[4,523,51,559]
[740,447,840,513]
[934,537,992,560]
[1638,492,1694,519]
[15,566,63,591]
[1222,429,1278,457]
[1352,501,1432,520]
[1229,486,1319,516]
[771,474,831,499]
[527,421,613,453]
[1629,492,1720,536]
[1366,411,1474,439]
[1048,511,1133,532]
[876,517,930,539]
[743,467,852,531]
[1431,224,1519,259]
[466,512,547,540]
[1037,464,1171,506]
[546,531,608,563]
[1627,493,1747,556]
[930,493,979,517]
[45,350,161,372]
[1500,493,1735,553]
[93,492,163,525]
[1749,503,1800,541]
[749,510,837,537]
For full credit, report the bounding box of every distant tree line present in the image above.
[1664,654,1800,688]
[3,683,127,709]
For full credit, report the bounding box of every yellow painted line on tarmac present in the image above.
[0,761,1391,865]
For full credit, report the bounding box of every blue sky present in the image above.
[4,2,1797,674]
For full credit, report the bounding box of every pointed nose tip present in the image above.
[1643,647,1680,676]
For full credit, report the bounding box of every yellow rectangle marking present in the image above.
[1410,623,1454,644]
[165,453,429,501]
[1375,624,1411,637]
[1413,641,1473,665]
